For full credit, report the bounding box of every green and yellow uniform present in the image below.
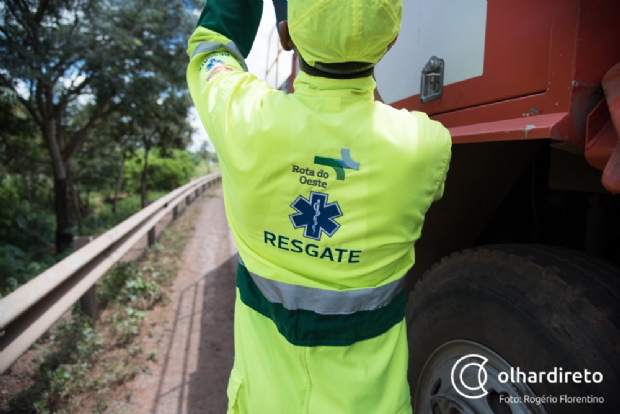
[187,1,451,412]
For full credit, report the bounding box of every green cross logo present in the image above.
[314,148,360,180]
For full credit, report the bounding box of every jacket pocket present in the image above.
[226,367,243,414]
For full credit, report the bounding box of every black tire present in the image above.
[407,244,620,414]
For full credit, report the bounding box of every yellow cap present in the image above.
[288,0,402,72]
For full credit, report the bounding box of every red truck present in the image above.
[278,0,620,412]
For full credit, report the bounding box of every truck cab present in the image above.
[278,1,620,412]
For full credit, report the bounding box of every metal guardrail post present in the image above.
[74,236,99,320]
[147,228,156,247]
[173,205,179,220]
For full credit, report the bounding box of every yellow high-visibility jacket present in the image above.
[187,27,451,414]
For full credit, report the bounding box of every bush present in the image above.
[124,149,195,193]
[82,192,165,237]
[82,194,143,236]
[0,175,56,297]
[147,156,189,191]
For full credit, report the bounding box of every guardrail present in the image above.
[0,172,221,374]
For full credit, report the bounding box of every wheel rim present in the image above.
[413,340,549,414]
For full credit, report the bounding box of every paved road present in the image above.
[119,185,237,414]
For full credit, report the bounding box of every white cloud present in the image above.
[189,0,294,152]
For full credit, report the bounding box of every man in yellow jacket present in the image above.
[187,0,451,412]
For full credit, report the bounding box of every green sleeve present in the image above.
[196,0,263,58]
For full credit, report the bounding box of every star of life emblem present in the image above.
[289,192,343,241]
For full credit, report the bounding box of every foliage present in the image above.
[117,89,195,207]
[71,131,124,196]
[191,141,219,178]
[97,261,163,311]
[80,193,159,237]
[0,0,196,252]
[0,176,53,250]
[0,176,57,297]
[6,317,105,414]
[124,149,195,193]
[0,191,165,297]
[0,0,202,298]
[0,88,45,185]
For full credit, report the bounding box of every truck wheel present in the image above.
[407,245,620,414]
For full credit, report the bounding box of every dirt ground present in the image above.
[110,185,238,414]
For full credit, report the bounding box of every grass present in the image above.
[0,190,206,414]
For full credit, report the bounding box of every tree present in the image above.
[106,115,137,214]
[71,111,133,216]
[70,126,121,232]
[117,81,194,207]
[0,0,194,252]
[0,87,45,209]
[194,140,216,173]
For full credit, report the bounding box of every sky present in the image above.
[189,1,295,152]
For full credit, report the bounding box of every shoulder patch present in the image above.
[207,66,233,81]
[199,52,233,72]
[206,58,224,71]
